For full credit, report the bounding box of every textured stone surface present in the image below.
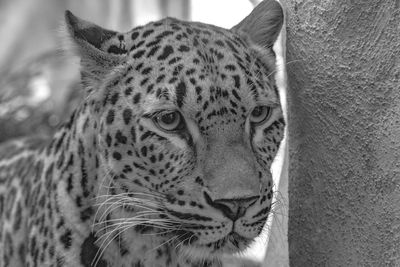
[281,0,400,265]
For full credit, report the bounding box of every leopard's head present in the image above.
[66,0,284,261]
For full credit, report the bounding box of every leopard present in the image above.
[0,0,284,266]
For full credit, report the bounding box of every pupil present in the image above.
[161,112,176,124]
[253,107,263,117]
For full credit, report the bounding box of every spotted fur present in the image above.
[0,1,284,266]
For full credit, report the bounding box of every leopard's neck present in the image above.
[41,105,111,264]
[45,106,100,217]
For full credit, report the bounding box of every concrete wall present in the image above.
[281,0,400,265]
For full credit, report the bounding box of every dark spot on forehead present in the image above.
[155,30,174,39]
[131,31,139,41]
[176,80,187,108]
[178,45,190,52]
[106,109,115,124]
[157,45,174,61]
[147,45,160,57]
[142,29,154,38]
[133,49,146,59]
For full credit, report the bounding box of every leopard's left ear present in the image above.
[232,0,283,48]
[64,11,127,89]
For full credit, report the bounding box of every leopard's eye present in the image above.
[249,106,272,125]
[153,110,184,131]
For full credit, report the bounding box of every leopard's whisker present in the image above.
[175,232,195,262]
[93,190,165,200]
[95,217,180,232]
[92,157,117,228]
[93,223,133,267]
[146,234,180,255]
[94,196,163,223]
[96,202,161,224]
[95,195,162,208]
[94,217,183,263]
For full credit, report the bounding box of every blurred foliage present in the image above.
[0,51,81,143]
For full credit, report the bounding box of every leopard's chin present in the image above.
[177,232,253,261]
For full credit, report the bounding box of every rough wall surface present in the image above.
[281,0,400,266]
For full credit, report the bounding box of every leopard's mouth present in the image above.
[174,229,253,258]
[204,232,252,253]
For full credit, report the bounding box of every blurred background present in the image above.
[0,0,288,266]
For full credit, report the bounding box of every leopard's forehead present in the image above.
[102,17,279,135]
[121,17,249,55]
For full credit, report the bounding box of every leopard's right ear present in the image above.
[64,11,127,88]
[232,0,283,49]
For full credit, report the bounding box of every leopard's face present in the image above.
[66,2,284,261]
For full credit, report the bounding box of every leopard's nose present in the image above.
[204,192,258,221]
